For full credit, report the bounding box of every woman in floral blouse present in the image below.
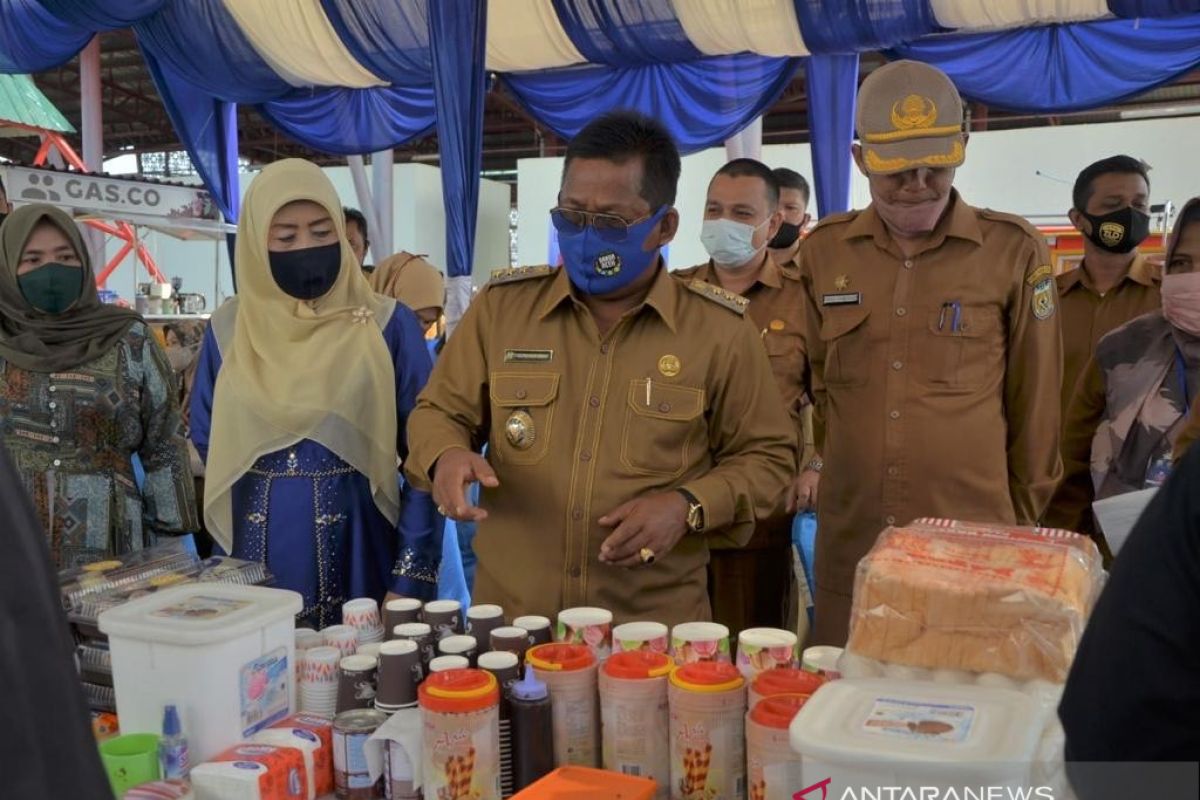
[0,204,197,568]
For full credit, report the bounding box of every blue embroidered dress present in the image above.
[191,306,441,628]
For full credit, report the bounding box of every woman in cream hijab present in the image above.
[190,159,441,628]
[370,251,446,351]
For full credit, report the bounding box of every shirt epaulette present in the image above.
[488,265,555,286]
[685,279,749,315]
[809,210,859,233]
[977,207,1043,240]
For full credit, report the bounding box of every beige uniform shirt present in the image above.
[405,265,796,627]
[1057,254,1160,415]
[799,192,1064,599]
[673,258,811,465]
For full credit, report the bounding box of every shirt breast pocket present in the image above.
[489,371,560,466]
[620,380,706,479]
[819,307,871,388]
[918,305,1004,392]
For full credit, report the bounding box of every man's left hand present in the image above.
[787,469,821,513]
[598,491,689,568]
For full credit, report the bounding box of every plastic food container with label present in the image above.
[420,668,502,800]
[599,651,671,798]
[527,643,600,768]
[747,694,808,800]
[668,661,746,800]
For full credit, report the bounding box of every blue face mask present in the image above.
[555,206,668,296]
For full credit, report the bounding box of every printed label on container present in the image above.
[861,697,975,743]
[241,647,291,737]
[152,595,252,621]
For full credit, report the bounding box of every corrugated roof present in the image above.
[0,73,75,136]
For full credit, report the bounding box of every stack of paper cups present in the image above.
[299,646,340,717]
[342,598,385,645]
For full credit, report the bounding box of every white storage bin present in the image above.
[100,583,302,763]
[790,678,1046,792]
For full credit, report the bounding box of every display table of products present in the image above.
[80,518,1101,800]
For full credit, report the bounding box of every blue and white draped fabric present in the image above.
[3,0,1200,281]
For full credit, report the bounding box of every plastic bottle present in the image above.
[158,704,190,780]
[508,669,554,792]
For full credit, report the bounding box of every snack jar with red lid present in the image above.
[748,666,825,709]
[668,661,746,799]
[419,669,502,800]
[599,651,671,798]
[527,643,600,768]
[747,694,808,800]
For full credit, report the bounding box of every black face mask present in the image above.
[268,243,342,300]
[769,221,802,249]
[1082,206,1151,255]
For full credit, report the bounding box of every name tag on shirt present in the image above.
[822,292,863,307]
[504,349,554,363]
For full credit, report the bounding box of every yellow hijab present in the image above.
[204,159,399,552]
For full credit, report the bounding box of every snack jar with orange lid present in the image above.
[526,643,600,769]
[511,766,656,800]
[668,662,746,800]
[598,651,672,799]
[748,667,825,710]
[746,694,808,800]
[419,668,502,800]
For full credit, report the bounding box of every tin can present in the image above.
[333,708,386,799]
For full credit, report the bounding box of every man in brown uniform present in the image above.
[767,168,812,274]
[675,159,807,632]
[1057,156,1159,415]
[404,112,796,628]
[799,60,1063,645]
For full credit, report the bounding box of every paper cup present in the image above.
[670,621,731,665]
[377,639,423,708]
[489,626,533,666]
[429,655,470,673]
[99,733,160,796]
[438,635,479,666]
[393,622,436,669]
[322,624,359,658]
[422,600,463,638]
[295,627,323,651]
[557,607,614,661]
[736,628,799,679]
[342,597,382,629]
[336,654,379,713]
[356,642,383,660]
[612,621,670,655]
[465,604,506,643]
[383,598,423,635]
[477,650,521,692]
[513,615,553,646]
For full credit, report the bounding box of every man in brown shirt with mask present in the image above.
[799,60,1064,645]
[675,159,810,633]
[405,112,796,628]
[1056,156,1160,416]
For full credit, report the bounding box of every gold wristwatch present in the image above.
[676,488,705,533]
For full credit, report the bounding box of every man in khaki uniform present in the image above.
[1057,156,1160,416]
[405,112,796,628]
[767,167,812,275]
[675,158,807,633]
[799,61,1063,645]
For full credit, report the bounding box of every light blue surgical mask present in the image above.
[701,217,770,269]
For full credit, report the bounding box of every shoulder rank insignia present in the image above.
[686,279,749,315]
[489,265,555,285]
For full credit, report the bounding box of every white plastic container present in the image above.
[100,583,302,763]
[790,678,1046,792]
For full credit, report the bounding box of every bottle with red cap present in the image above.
[599,651,672,799]
[668,661,746,800]
[419,668,502,800]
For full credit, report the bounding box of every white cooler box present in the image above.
[99,583,302,763]
[790,678,1047,793]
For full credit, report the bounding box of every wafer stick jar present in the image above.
[668,662,746,800]
[599,651,672,800]
[747,668,825,711]
[419,668,502,800]
[526,643,600,768]
[746,694,808,800]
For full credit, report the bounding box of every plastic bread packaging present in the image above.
[845,518,1104,684]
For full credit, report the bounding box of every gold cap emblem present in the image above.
[890,94,938,131]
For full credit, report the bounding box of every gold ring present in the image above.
[639,547,655,564]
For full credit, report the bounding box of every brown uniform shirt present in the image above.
[799,192,1063,606]
[405,264,796,627]
[673,258,811,465]
[1057,254,1160,414]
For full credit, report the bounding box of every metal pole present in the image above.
[80,36,105,268]
[371,149,395,259]
[347,154,382,254]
